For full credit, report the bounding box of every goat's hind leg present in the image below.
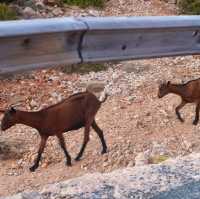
[92,120,107,154]
[75,123,91,161]
[175,100,186,123]
[193,103,200,125]
[30,135,48,172]
[57,134,72,166]
[75,108,99,161]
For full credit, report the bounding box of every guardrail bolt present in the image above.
[22,38,31,47]
[122,44,127,50]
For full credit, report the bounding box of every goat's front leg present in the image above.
[92,120,107,154]
[57,134,72,166]
[75,124,90,161]
[193,103,200,125]
[29,135,48,172]
[175,100,186,123]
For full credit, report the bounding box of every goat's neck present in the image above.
[16,110,42,130]
[168,84,184,96]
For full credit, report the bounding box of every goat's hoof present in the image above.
[66,161,72,166]
[178,118,184,123]
[193,121,198,125]
[101,149,107,154]
[75,157,81,161]
[29,165,37,172]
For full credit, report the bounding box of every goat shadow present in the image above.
[152,180,200,199]
[0,139,26,160]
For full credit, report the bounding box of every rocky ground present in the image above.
[3,153,200,199]
[10,0,177,19]
[1,0,200,197]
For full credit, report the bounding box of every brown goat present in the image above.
[158,79,200,125]
[0,91,108,172]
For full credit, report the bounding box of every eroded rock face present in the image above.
[3,153,200,199]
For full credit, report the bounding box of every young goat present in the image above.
[158,79,200,125]
[0,91,108,172]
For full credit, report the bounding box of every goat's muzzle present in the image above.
[1,121,10,131]
[1,124,6,131]
[157,92,163,98]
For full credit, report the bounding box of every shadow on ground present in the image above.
[153,180,200,199]
[0,139,26,160]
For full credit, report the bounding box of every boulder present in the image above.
[3,153,200,199]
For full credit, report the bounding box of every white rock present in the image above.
[135,150,150,166]
[35,1,45,10]
[86,81,105,93]
[52,7,63,16]
[30,99,37,108]
[23,7,37,19]
[88,9,101,16]
[151,141,168,156]
[5,153,200,199]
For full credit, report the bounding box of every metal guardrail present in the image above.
[0,16,200,74]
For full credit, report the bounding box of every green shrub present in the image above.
[74,63,107,74]
[59,63,107,74]
[63,0,104,8]
[149,155,169,164]
[0,0,16,3]
[178,0,200,15]
[0,3,17,20]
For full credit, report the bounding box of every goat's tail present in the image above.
[99,92,108,103]
[85,86,109,103]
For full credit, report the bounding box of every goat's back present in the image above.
[182,78,200,101]
[40,91,101,134]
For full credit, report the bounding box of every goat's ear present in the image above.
[167,81,171,86]
[10,107,16,114]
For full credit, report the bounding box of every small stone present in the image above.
[86,81,105,93]
[127,160,135,167]
[17,159,23,166]
[30,99,37,109]
[23,7,37,19]
[52,7,63,16]
[135,150,150,166]
[24,0,37,10]
[87,10,101,16]
[41,162,49,168]
[81,163,88,170]
[35,1,46,10]
[151,142,168,156]
[127,96,135,102]
[103,162,109,167]
[182,140,194,152]
[51,92,59,98]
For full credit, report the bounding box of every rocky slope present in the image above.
[2,0,200,197]
[9,0,177,19]
[2,153,200,199]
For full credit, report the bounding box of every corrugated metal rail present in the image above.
[0,16,200,74]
